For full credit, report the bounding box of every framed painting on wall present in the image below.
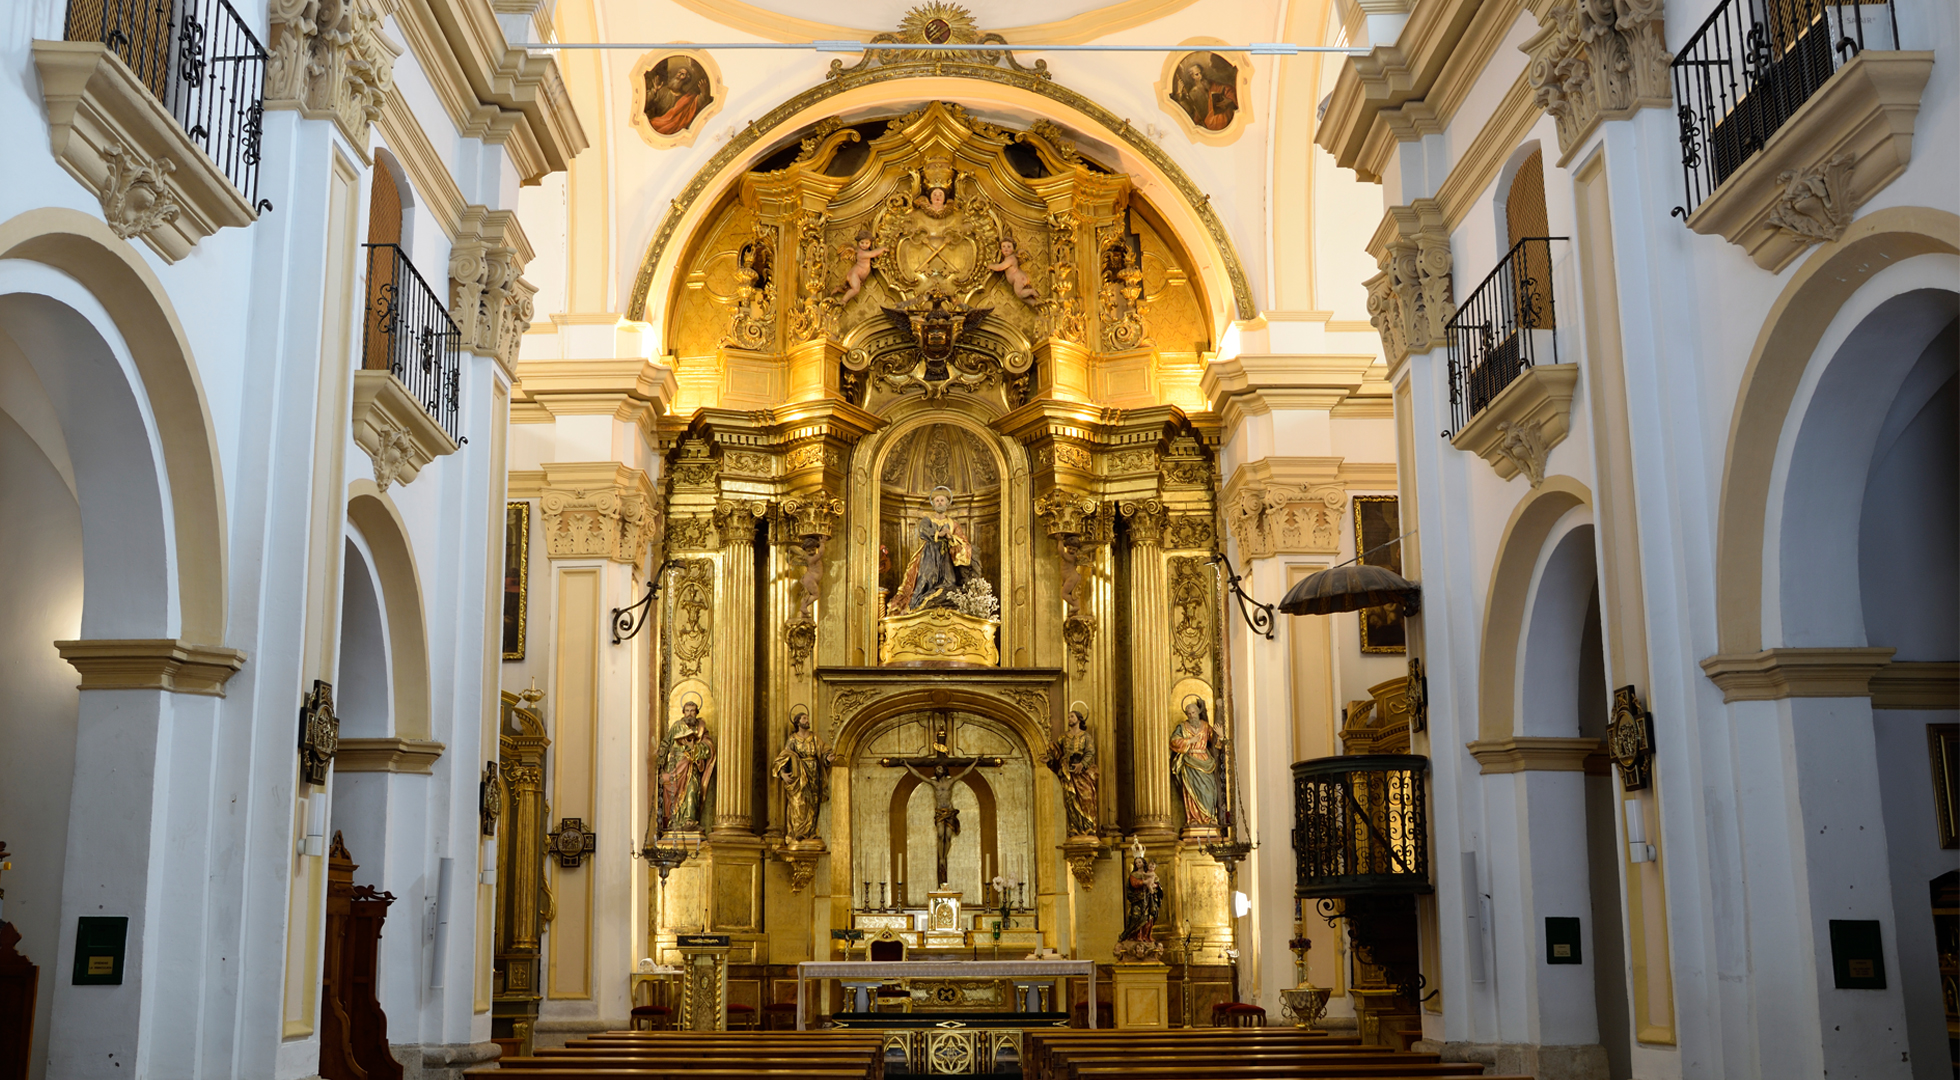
[503,501,529,661]
[1353,495,1405,654]
[1154,39,1254,146]
[629,47,724,149]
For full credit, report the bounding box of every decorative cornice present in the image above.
[265,0,400,155]
[1521,0,1669,164]
[1314,0,1495,179]
[1870,662,1960,711]
[1450,364,1579,486]
[1467,735,1608,774]
[55,639,247,696]
[352,369,459,491]
[335,737,446,774]
[512,358,679,443]
[1683,52,1934,273]
[32,42,257,262]
[1700,647,1896,702]
[1200,354,1379,432]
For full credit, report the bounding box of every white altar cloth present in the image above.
[794,958,1097,1029]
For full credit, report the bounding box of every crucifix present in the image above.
[880,712,1004,889]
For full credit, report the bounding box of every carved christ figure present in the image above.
[902,759,981,888]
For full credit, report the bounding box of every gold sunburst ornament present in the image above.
[897,2,980,50]
[830,3,1049,78]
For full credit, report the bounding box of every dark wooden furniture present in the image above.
[320,833,401,1080]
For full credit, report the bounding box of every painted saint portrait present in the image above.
[1170,51,1241,133]
[630,49,723,147]
[1354,495,1406,653]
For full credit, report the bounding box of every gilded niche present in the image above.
[661,101,1214,415]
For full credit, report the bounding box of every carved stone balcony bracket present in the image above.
[1449,364,1580,487]
[1522,0,1670,164]
[33,41,258,263]
[352,369,460,492]
[1683,52,1934,273]
[264,0,400,155]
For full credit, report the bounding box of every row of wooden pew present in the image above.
[1023,1028,1534,1080]
[464,1031,887,1079]
[463,1027,1532,1079]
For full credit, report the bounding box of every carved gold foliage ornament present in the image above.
[672,559,715,678]
[1063,612,1098,675]
[265,0,400,150]
[1033,489,1102,539]
[1121,499,1167,545]
[1004,687,1051,722]
[1098,236,1151,352]
[1163,515,1214,551]
[1168,556,1213,678]
[723,223,778,350]
[1523,0,1670,158]
[826,2,1050,80]
[829,687,883,723]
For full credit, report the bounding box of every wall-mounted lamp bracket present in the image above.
[1211,552,1276,640]
[612,560,680,645]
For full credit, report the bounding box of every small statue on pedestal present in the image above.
[772,705,834,844]
[1114,836,1164,961]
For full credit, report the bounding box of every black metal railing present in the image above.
[1444,237,1564,436]
[1292,754,1431,899]
[363,244,464,444]
[65,0,269,210]
[1672,0,1900,216]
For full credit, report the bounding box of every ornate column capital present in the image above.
[537,462,659,563]
[449,207,537,371]
[1034,489,1104,539]
[1522,0,1671,160]
[264,0,400,153]
[780,491,846,540]
[1119,499,1167,545]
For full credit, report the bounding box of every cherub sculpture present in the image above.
[832,227,886,305]
[989,231,1039,305]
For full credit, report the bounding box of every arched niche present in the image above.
[347,481,433,741]
[1517,513,1602,739]
[0,207,228,644]
[1476,475,1593,741]
[1713,206,1960,654]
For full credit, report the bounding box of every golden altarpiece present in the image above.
[636,99,1247,1023]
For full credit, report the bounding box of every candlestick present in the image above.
[863,880,871,910]
[879,881,887,909]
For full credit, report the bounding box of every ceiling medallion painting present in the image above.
[630,47,724,149]
[1155,38,1253,146]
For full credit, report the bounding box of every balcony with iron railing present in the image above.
[1443,237,1564,438]
[64,0,268,209]
[1672,0,1899,216]
[363,243,464,446]
[1668,0,1930,271]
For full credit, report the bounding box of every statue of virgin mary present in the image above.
[891,486,978,611]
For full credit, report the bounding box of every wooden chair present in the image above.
[762,1001,800,1030]
[725,1002,759,1031]
[867,929,907,962]
[630,975,673,1031]
[1213,1001,1267,1027]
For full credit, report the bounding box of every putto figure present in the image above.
[1045,704,1100,837]
[658,695,716,831]
[989,232,1039,304]
[833,227,887,304]
[1169,694,1222,828]
[771,705,835,843]
[892,485,978,611]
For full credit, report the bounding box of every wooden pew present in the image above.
[1069,1066,1518,1080]
[466,1030,883,1079]
[464,1067,864,1079]
[1025,1030,1367,1079]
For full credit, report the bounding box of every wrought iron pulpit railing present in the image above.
[1291,754,1431,899]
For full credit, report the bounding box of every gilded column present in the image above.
[713,500,762,835]
[1124,499,1174,839]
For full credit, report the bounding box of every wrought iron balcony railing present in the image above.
[1671,0,1900,216]
[1443,237,1564,437]
[1291,754,1431,899]
[363,243,464,444]
[64,0,269,210]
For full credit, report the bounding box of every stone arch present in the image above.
[0,208,228,644]
[1476,475,1592,741]
[1714,206,1960,654]
[1517,513,1600,738]
[628,73,1260,332]
[347,481,433,740]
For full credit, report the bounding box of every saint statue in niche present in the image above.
[772,705,834,843]
[1170,51,1240,132]
[642,55,714,136]
[891,485,979,611]
[657,695,716,831]
[1044,704,1100,838]
[1169,695,1222,827]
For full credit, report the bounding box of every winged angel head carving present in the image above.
[879,292,994,398]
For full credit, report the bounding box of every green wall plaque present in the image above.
[72,916,127,985]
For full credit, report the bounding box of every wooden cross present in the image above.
[881,713,1003,889]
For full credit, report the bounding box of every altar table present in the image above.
[794,958,1097,1029]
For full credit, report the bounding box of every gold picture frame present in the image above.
[1353,495,1406,654]
[503,501,529,661]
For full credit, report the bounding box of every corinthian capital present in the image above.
[265,0,401,152]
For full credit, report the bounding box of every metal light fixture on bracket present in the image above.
[611,559,681,645]
[1211,551,1276,640]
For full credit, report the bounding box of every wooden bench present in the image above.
[1069,1066,1514,1080]
[464,1068,865,1079]
[467,1031,884,1078]
[1025,1031,1367,1079]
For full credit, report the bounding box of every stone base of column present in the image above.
[1416,1042,1609,1080]
[1112,962,1171,1029]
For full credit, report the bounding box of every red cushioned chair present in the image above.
[1213,1001,1267,1027]
[762,1001,800,1030]
[629,978,673,1031]
[725,1001,759,1030]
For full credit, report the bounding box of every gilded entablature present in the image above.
[661,101,1214,416]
